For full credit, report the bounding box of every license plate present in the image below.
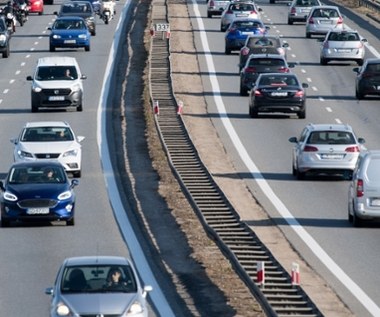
[64,40,76,44]
[236,14,248,17]
[320,20,332,24]
[338,49,351,53]
[271,92,288,96]
[48,96,65,101]
[321,154,344,159]
[371,199,380,207]
[27,208,49,215]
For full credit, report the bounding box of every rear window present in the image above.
[307,131,355,145]
[312,8,339,18]
[230,3,255,11]
[328,32,359,41]
[296,0,320,6]
[250,58,285,67]
[250,38,279,47]
[234,21,262,29]
[365,63,380,73]
[259,75,298,86]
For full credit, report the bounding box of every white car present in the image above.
[220,1,262,32]
[11,121,85,177]
[305,5,344,38]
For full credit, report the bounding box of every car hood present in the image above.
[33,80,79,89]
[7,183,69,198]
[17,141,79,154]
[62,293,138,314]
[59,13,93,19]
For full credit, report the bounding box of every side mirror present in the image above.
[289,137,298,143]
[71,179,79,188]
[0,181,4,191]
[45,287,54,295]
[283,42,289,48]
[288,63,295,68]
[10,138,17,144]
[265,26,270,30]
[77,136,85,143]
[302,83,309,88]
[53,11,58,15]
[352,67,359,73]
[26,75,33,81]
[358,137,365,144]
[81,75,87,80]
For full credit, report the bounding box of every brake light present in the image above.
[241,47,250,55]
[356,179,364,197]
[228,28,237,34]
[290,7,296,14]
[245,66,257,73]
[294,90,304,97]
[226,10,233,14]
[254,90,262,96]
[345,146,360,152]
[278,67,290,73]
[209,0,214,6]
[337,16,343,24]
[308,17,314,24]
[303,145,318,152]
[250,10,257,14]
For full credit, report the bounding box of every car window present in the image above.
[21,127,74,142]
[36,66,78,81]
[307,131,355,144]
[312,8,339,18]
[8,166,65,184]
[366,158,380,182]
[0,20,5,32]
[260,76,297,86]
[328,32,359,41]
[230,3,254,11]
[296,0,319,6]
[54,20,86,30]
[250,58,285,67]
[365,63,380,73]
[234,21,262,29]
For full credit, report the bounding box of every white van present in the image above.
[26,56,86,112]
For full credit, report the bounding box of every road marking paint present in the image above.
[3,89,9,94]
[9,79,15,84]
[336,118,342,124]
[306,77,312,82]
[21,62,26,66]
[15,70,21,75]
[312,86,318,91]
[25,55,30,58]
[319,97,324,101]
[34,42,38,45]
[326,107,332,112]
[301,68,306,73]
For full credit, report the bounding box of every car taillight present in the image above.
[308,17,314,24]
[345,146,360,152]
[303,145,318,152]
[241,47,250,55]
[290,7,296,14]
[226,10,233,14]
[294,90,304,97]
[254,90,262,96]
[209,0,215,6]
[337,16,343,24]
[228,28,237,34]
[356,179,364,197]
[250,10,257,14]
[245,66,257,73]
[362,72,373,78]
[278,67,289,73]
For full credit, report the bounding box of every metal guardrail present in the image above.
[359,0,380,14]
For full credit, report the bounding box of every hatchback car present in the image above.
[319,29,366,65]
[348,150,380,227]
[287,0,322,25]
[353,58,380,99]
[55,1,96,36]
[305,6,344,38]
[0,161,78,227]
[26,56,87,112]
[48,16,91,52]
[0,15,10,58]
[45,256,153,317]
[207,0,230,18]
[225,18,269,54]
[289,123,366,180]
[28,0,44,14]
[239,35,289,70]
[248,73,308,118]
[11,121,85,177]
[220,2,262,32]
[240,53,293,96]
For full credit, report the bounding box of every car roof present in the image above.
[305,123,354,132]
[9,161,65,169]
[63,256,131,266]
[55,16,86,21]
[37,56,79,67]
[24,121,70,128]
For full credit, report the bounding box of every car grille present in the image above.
[42,89,71,96]
[18,199,58,208]
[35,153,60,159]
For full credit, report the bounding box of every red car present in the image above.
[28,0,43,14]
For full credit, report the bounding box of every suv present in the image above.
[55,1,96,36]
[240,53,293,96]
[353,58,380,99]
[289,123,366,180]
[0,16,10,58]
[348,150,380,227]
[26,56,87,112]
[287,0,322,25]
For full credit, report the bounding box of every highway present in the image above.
[188,1,380,316]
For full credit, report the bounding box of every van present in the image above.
[348,150,380,227]
[26,56,86,112]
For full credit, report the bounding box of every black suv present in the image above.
[0,16,10,58]
[55,1,96,36]
[240,54,294,96]
[353,58,380,100]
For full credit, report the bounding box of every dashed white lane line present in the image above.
[9,80,15,84]
[3,89,9,94]
[326,107,333,112]
[336,118,343,124]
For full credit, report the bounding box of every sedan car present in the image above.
[28,0,44,14]
[207,0,230,18]
[289,123,366,180]
[0,15,10,58]
[348,150,380,227]
[353,58,380,99]
[287,0,322,25]
[248,73,308,119]
[305,5,344,38]
[220,1,262,32]
[319,29,366,65]
[238,35,289,70]
[55,1,96,36]
[225,18,269,54]
[45,256,153,317]
[240,53,293,96]
[0,161,78,227]
[11,121,85,177]
[48,16,91,52]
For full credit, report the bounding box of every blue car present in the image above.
[225,18,269,55]
[0,161,79,227]
[49,16,91,52]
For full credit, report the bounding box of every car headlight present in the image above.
[71,83,81,92]
[128,301,144,314]
[78,34,87,39]
[56,303,71,316]
[52,34,62,39]
[0,34,6,44]
[3,191,17,202]
[33,86,42,93]
[17,150,33,159]
[58,191,72,200]
[63,149,78,157]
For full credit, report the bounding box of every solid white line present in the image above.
[96,2,175,316]
[191,0,380,315]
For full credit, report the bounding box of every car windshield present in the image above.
[60,265,137,293]
[20,127,74,142]
[307,131,355,145]
[328,32,359,41]
[8,166,66,184]
[53,19,86,30]
[35,66,78,81]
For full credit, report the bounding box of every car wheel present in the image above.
[306,32,311,38]
[352,212,362,228]
[85,45,90,52]
[356,89,364,100]
[298,108,306,119]
[1,218,10,227]
[38,11,43,15]
[31,101,39,113]
[77,104,83,112]
[220,25,225,32]
[270,0,275,3]
[225,46,231,55]
[67,218,75,226]
[320,57,327,65]
[292,164,297,176]
[73,170,81,178]
[49,45,55,52]
[296,169,305,180]
[91,30,96,36]
[207,12,212,18]
[249,106,258,118]
[288,19,293,25]
[240,83,248,96]
[2,45,9,58]
[357,59,364,66]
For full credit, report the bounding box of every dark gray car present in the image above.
[0,16,10,58]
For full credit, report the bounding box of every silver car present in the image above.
[319,29,366,65]
[287,0,322,25]
[220,1,262,32]
[348,151,380,227]
[289,123,366,180]
[207,0,230,18]
[45,256,153,317]
[305,5,344,38]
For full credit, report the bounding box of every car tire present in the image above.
[298,108,306,119]
[67,218,75,226]
[288,19,293,25]
[49,45,55,52]
[249,106,258,118]
[306,32,311,38]
[73,170,81,178]
[357,59,364,66]
[77,104,83,112]
[91,30,96,36]
[85,45,90,52]
[225,46,231,55]
[207,12,212,18]
[2,45,9,58]
[320,57,328,65]
[240,83,248,96]
[296,169,305,180]
[31,101,39,113]
[270,0,275,3]
[352,212,362,228]
[356,89,364,100]
[1,218,10,227]
[220,25,225,32]
[38,11,43,15]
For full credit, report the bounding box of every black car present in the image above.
[248,73,308,118]
[0,161,79,227]
[240,53,293,96]
[55,1,96,36]
[0,15,10,58]
[353,58,380,100]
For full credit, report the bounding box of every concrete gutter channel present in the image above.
[148,0,325,316]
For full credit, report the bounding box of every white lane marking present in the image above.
[336,118,343,124]
[306,77,312,82]
[0,99,2,104]
[312,86,318,91]
[97,2,175,316]
[21,62,26,66]
[3,89,9,94]
[34,42,38,45]
[25,54,30,58]
[301,68,306,73]
[191,0,380,315]
[9,79,15,84]
[15,70,21,75]
[326,107,332,112]
[30,48,35,51]
[319,97,324,101]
